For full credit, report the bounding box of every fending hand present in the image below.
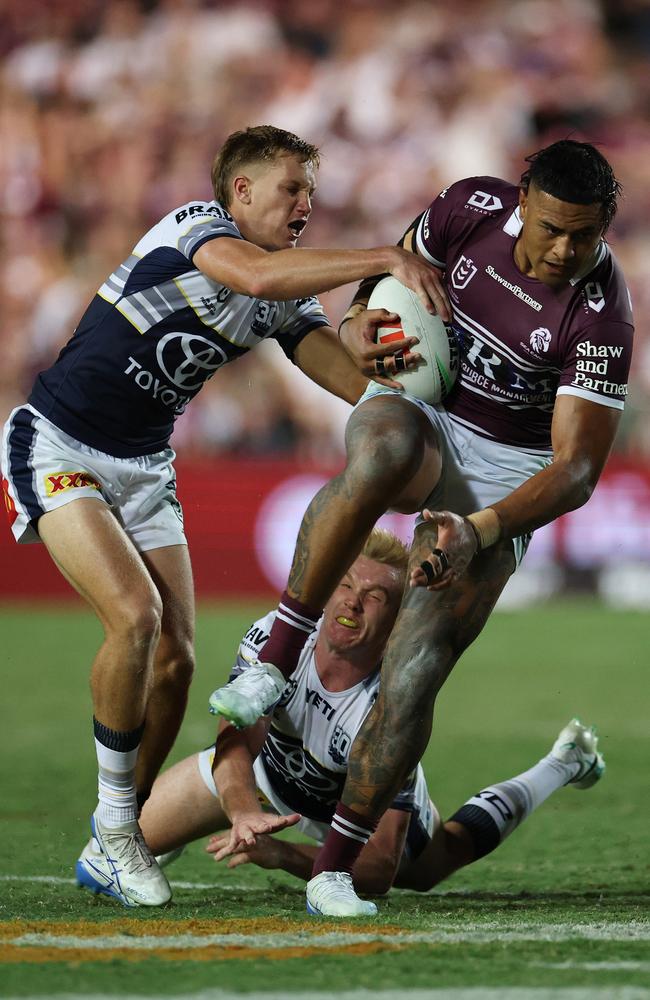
[409,510,478,590]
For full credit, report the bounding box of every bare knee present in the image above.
[105,592,163,651]
[345,399,438,506]
[154,636,195,693]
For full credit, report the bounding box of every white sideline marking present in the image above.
[4,989,650,1000]
[0,874,257,891]
[0,873,514,896]
[8,921,650,948]
[540,962,650,971]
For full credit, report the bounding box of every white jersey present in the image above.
[225,612,436,851]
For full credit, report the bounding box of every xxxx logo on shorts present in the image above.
[44,471,102,496]
[2,476,18,526]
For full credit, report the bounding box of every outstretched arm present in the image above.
[293,326,369,405]
[212,718,301,856]
[193,238,445,312]
[412,393,622,589]
[207,807,410,895]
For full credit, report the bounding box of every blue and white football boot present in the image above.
[76,813,171,907]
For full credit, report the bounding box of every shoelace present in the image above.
[313,872,355,902]
[235,666,282,703]
[103,830,154,874]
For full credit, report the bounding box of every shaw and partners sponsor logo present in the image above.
[572,339,627,394]
[44,472,101,496]
[485,265,542,311]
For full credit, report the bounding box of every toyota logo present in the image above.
[156,332,227,390]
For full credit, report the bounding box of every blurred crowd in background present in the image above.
[1,0,649,464]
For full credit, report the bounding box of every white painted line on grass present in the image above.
[0,874,257,891]
[539,962,650,972]
[3,989,650,1000]
[8,921,650,948]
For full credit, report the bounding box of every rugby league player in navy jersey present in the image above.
[209,140,634,916]
[1,125,444,908]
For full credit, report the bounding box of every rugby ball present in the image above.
[368,276,458,404]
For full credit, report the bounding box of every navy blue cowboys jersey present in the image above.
[29,201,330,457]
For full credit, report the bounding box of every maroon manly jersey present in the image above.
[415,177,634,451]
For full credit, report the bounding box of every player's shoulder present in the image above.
[238,613,321,668]
[239,610,277,661]
[433,175,518,218]
[158,199,238,230]
[576,243,634,327]
[143,200,238,240]
[133,198,243,259]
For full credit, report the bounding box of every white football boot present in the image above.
[550,718,605,789]
[306,871,378,917]
[76,814,172,907]
[208,660,286,728]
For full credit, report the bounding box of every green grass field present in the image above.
[1,598,648,999]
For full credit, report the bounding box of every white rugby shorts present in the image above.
[197,746,439,857]
[1,405,187,552]
[355,382,553,566]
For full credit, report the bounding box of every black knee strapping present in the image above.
[449,803,501,859]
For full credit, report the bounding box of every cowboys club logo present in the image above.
[529,327,552,353]
[156,332,227,390]
[451,255,478,290]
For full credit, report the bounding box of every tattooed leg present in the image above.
[286,394,441,608]
[341,529,517,819]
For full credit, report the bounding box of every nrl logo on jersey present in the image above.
[451,255,478,290]
[529,327,552,353]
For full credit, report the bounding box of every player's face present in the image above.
[235,153,316,251]
[322,555,404,657]
[515,184,605,289]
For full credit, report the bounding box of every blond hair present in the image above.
[212,125,320,208]
[361,528,410,584]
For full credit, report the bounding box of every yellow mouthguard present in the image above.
[336,616,358,628]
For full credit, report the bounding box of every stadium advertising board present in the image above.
[1,458,649,599]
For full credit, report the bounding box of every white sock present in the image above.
[450,752,578,857]
[95,739,139,828]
